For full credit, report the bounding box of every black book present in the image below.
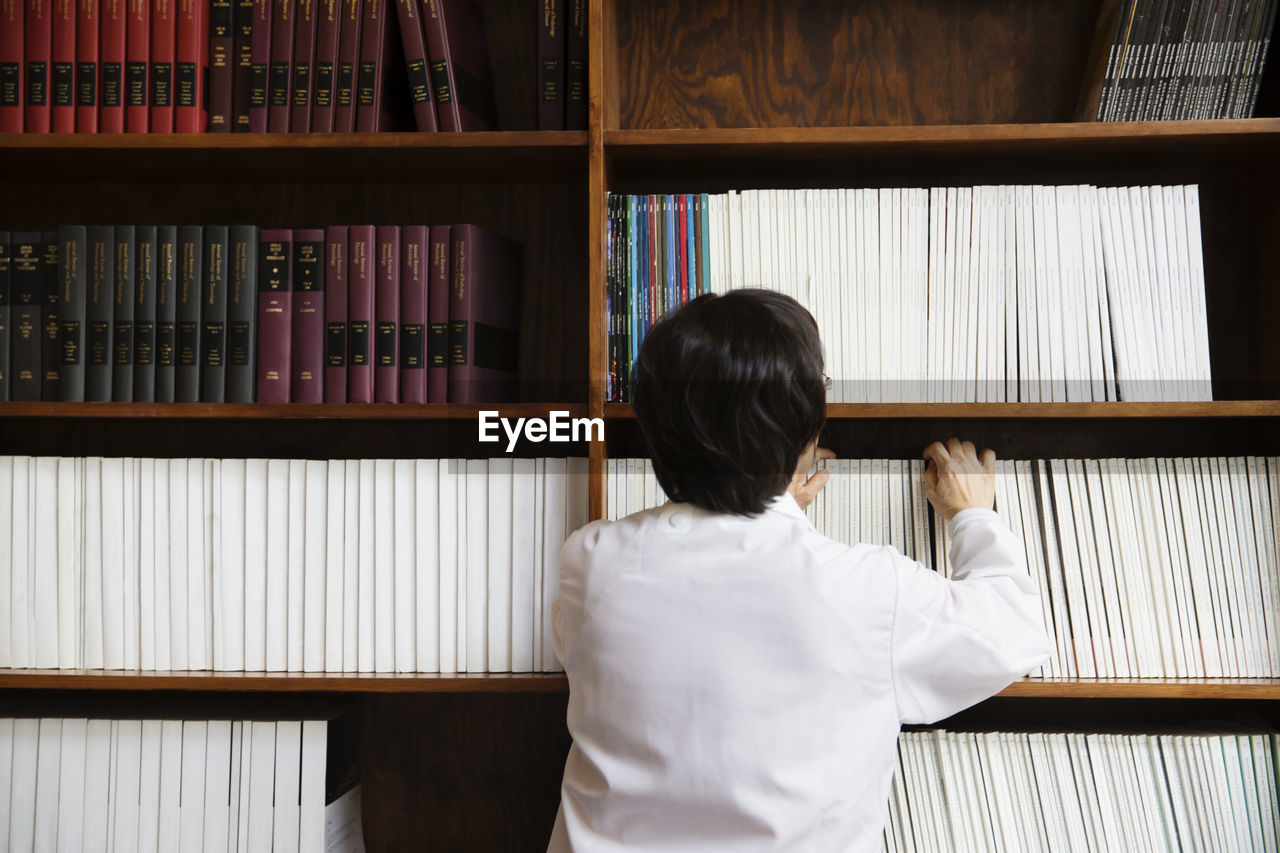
[57,226,88,402]
[175,225,204,402]
[227,224,259,402]
[11,232,44,402]
[155,226,179,403]
[133,226,158,403]
[112,225,136,402]
[40,232,59,400]
[201,225,229,402]
[0,232,9,401]
[85,225,116,402]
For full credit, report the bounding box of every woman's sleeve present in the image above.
[890,508,1053,724]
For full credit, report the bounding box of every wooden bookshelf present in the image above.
[1,0,1278,847]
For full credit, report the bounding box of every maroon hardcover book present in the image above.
[333,0,360,131]
[256,229,292,403]
[24,0,51,133]
[0,0,22,132]
[208,0,233,130]
[172,0,207,131]
[393,0,435,131]
[99,0,125,131]
[323,225,347,401]
[230,0,252,129]
[309,0,340,131]
[536,0,563,130]
[447,224,521,403]
[71,0,92,132]
[346,224,374,401]
[289,0,316,131]
[421,0,496,132]
[426,223,449,403]
[374,224,399,402]
[399,225,427,403]
[267,0,293,131]
[290,228,324,402]
[565,0,585,129]
[246,0,269,130]
[124,0,149,131]
[148,0,174,131]
[353,0,384,131]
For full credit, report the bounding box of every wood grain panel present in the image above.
[612,0,1103,129]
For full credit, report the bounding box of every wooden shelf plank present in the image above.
[605,401,1280,420]
[997,679,1280,699]
[0,402,587,421]
[0,130,588,151]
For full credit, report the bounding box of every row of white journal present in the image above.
[608,456,1280,678]
[885,729,1280,853]
[699,185,1212,402]
[0,716,330,853]
[0,456,589,673]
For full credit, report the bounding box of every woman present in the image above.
[549,290,1051,851]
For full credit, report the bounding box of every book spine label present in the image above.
[85,226,114,401]
[309,0,339,130]
[57,225,87,401]
[231,0,253,130]
[153,225,176,400]
[133,225,157,402]
[24,0,52,132]
[394,0,435,131]
[226,224,258,401]
[256,230,292,403]
[565,0,586,129]
[399,225,427,402]
[11,234,42,401]
[0,233,9,399]
[267,0,293,130]
[201,225,228,402]
[111,225,134,401]
[323,225,347,401]
[247,0,269,130]
[354,0,383,131]
[209,0,233,130]
[99,0,125,130]
[374,225,399,402]
[333,0,359,131]
[537,0,563,130]
[173,0,206,131]
[74,0,97,130]
[289,0,316,132]
[40,232,59,400]
[346,224,373,402]
[125,0,149,131]
[290,229,324,403]
[51,0,76,131]
[0,0,19,132]
[426,224,448,402]
[174,225,202,401]
[149,0,174,131]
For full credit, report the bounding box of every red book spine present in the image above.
[173,0,205,131]
[23,0,50,132]
[393,0,434,131]
[373,224,399,402]
[1,0,23,131]
[422,0,495,132]
[99,0,124,131]
[333,0,360,131]
[447,225,521,403]
[346,224,374,402]
[353,0,382,132]
[50,0,74,131]
[256,229,292,403]
[308,0,339,131]
[399,225,427,403]
[536,0,563,130]
[208,0,232,130]
[267,0,292,130]
[565,0,585,129]
[290,228,324,402]
[74,0,96,131]
[677,194,688,302]
[289,0,315,132]
[246,0,268,131]
[323,225,347,401]
[124,0,148,130]
[426,223,448,403]
[230,0,251,129]
[148,0,173,131]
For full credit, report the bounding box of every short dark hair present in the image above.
[632,289,826,516]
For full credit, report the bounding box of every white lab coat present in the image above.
[547,491,1052,852]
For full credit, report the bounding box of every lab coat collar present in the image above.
[764,491,808,523]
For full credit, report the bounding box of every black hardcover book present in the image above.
[232,0,255,130]
[57,226,88,402]
[40,232,59,400]
[0,232,9,401]
[227,224,259,402]
[201,225,229,402]
[133,226,158,402]
[112,225,136,402]
[11,232,43,402]
[85,225,116,402]
[175,225,203,402]
[155,226,179,402]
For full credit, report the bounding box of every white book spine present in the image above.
[186,458,208,670]
[245,721,276,851]
[99,457,125,670]
[487,457,513,673]
[111,719,142,853]
[56,457,78,668]
[0,458,12,670]
[79,719,111,853]
[511,458,537,673]
[393,458,416,673]
[244,459,268,672]
[357,459,376,673]
[155,720,183,851]
[286,458,307,671]
[303,459,327,672]
[374,458,396,673]
[325,458,346,673]
[165,458,186,671]
[299,721,327,853]
[272,721,301,853]
[342,460,360,673]
[201,720,231,853]
[177,720,207,853]
[415,459,440,673]
[55,718,87,853]
[31,717,61,853]
[219,458,247,672]
[437,459,458,675]
[265,458,290,672]
[138,458,156,671]
[465,459,488,672]
[137,719,162,853]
